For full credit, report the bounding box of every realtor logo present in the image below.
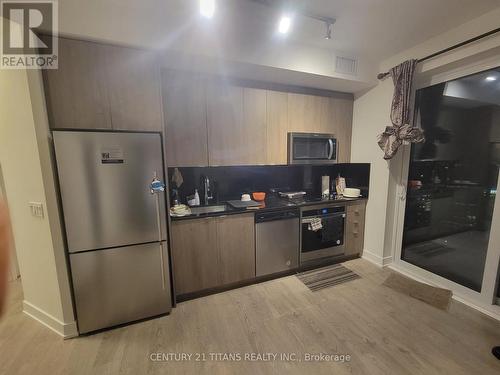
[1,0,58,69]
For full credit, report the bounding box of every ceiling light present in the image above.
[485,76,497,82]
[278,16,292,34]
[324,21,333,39]
[200,0,215,18]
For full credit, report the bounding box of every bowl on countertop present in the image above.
[343,188,361,198]
[252,192,266,201]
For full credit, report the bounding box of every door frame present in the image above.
[0,163,20,281]
[387,55,500,317]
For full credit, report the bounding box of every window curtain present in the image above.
[377,59,425,160]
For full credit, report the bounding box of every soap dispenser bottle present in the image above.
[194,189,200,206]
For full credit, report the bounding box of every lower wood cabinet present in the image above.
[171,214,255,295]
[345,202,366,256]
[170,217,218,295]
[216,214,255,285]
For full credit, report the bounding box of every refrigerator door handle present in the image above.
[152,172,167,290]
[159,242,166,290]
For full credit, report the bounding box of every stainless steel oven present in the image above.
[300,205,345,263]
[288,132,337,165]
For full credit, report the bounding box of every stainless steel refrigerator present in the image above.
[53,131,171,334]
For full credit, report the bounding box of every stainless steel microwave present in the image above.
[288,132,337,165]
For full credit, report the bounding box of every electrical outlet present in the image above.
[29,202,44,218]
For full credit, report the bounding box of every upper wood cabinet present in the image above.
[206,85,269,166]
[328,96,353,163]
[104,46,163,132]
[242,88,268,165]
[266,90,288,165]
[43,37,162,132]
[287,93,324,133]
[160,68,354,166]
[207,83,244,166]
[162,71,208,167]
[43,38,111,129]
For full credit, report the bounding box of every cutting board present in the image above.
[227,200,261,208]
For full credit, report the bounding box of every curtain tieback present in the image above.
[381,124,425,145]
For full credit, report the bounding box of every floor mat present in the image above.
[383,272,452,310]
[297,264,360,291]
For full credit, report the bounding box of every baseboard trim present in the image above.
[22,300,78,338]
[451,294,500,322]
[362,249,392,267]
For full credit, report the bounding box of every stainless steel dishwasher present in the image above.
[255,209,300,276]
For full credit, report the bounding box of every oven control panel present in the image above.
[302,205,345,218]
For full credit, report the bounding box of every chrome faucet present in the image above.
[202,175,213,205]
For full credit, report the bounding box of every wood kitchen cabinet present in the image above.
[104,45,163,132]
[216,214,255,285]
[207,84,268,166]
[328,95,353,163]
[43,37,112,130]
[170,218,219,295]
[266,90,289,164]
[162,71,208,166]
[345,201,366,256]
[287,93,324,133]
[43,37,163,132]
[242,88,268,165]
[171,213,255,295]
[161,70,353,166]
[170,213,256,296]
[207,83,244,166]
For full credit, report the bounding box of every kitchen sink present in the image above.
[190,204,229,215]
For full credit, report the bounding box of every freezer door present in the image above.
[53,131,167,253]
[70,242,171,334]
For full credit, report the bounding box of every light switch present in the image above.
[29,202,44,218]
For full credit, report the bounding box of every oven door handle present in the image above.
[302,213,346,221]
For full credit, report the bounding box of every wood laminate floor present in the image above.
[1,259,500,374]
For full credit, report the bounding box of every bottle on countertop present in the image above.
[194,189,200,206]
[321,175,330,199]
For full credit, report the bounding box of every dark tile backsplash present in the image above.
[168,163,370,204]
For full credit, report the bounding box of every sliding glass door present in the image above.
[401,67,500,294]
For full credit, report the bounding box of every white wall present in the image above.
[0,21,76,338]
[351,6,500,266]
[351,78,394,265]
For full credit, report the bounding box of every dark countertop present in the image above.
[170,196,367,221]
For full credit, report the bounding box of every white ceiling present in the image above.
[262,0,500,63]
[95,0,500,64]
[185,0,500,64]
[56,0,500,92]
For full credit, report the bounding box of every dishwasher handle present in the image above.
[255,210,300,223]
